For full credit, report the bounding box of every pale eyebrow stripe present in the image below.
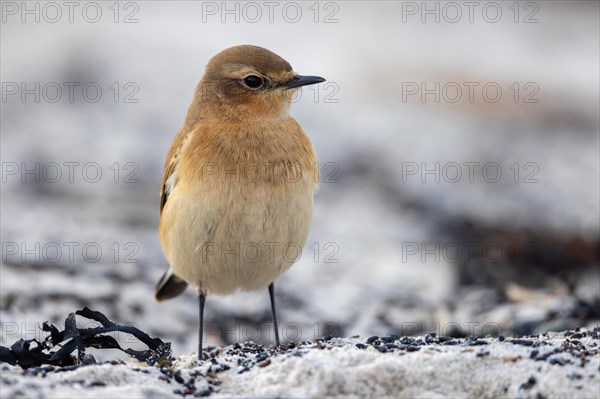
[221,64,260,76]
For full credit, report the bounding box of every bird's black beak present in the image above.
[285,75,326,90]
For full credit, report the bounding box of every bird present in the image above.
[154,45,325,360]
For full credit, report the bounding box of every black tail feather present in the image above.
[155,270,188,301]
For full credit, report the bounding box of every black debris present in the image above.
[0,307,172,369]
[381,335,400,343]
[377,345,388,353]
[366,336,379,344]
[549,357,569,366]
[520,376,537,390]
[510,339,534,347]
[466,338,489,346]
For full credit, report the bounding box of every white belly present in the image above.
[160,177,313,295]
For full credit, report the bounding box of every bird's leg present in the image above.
[268,282,281,347]
[198,292,206,360]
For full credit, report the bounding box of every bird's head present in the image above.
[187,45,325,123]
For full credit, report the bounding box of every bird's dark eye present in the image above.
[243,75,264,90]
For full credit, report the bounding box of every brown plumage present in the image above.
[154,45,325,358]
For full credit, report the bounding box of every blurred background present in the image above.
[1,1,598,356]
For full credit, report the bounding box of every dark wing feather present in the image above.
[159,128,193,214]
[155,269,188,301]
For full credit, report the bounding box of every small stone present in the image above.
[519,376,537,390]
[82,354,96,365]
[194,387,213,397]
[174,371,184,384]
[549,357,567,366]
[256,353,268,362]
[381,335,400,343]
[367,336,379,344]
[510,339,534,347]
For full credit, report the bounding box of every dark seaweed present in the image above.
[0,307,172,369]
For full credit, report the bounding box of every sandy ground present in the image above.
[2,328,599,398]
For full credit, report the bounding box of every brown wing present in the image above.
[159,128,193,214]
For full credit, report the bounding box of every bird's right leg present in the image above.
[198,292,206,360]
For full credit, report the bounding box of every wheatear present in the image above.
[155,45,324,359]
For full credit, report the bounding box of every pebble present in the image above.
[549,357,568,366]
[381,335,400,343]
[366,336,379,344]
[519,376,537,390]
[510,339,534,347]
